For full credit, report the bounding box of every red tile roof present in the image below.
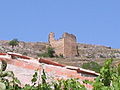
[0,52,99,89]
[39,58,65,67]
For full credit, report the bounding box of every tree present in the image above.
[37,47,55,58]
[9,39,19,48]
[47,47,55,58]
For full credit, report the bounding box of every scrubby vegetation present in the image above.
[82,61,102,73]
[37,47,64,58]
[84,59,120,90]
[37,47,55,58]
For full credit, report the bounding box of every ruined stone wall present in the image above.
[63,33,78,57]
[49,32,78,57]
[48,32,64,56]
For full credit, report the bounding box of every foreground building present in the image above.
[0,52,99,89]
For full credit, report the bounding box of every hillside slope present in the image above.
[0,40,120,67]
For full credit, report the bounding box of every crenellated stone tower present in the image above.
[48,32,78,57]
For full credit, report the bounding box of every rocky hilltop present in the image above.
[0,40,48,58]
[0,32,120,67]
[78,43,120,59]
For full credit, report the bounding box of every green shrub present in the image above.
[9,39,19,48]
[84,59,120,90]
[82,61,102,73]
[23,52,28,56]
[0,60,21,90]
[47,47,55,57]
[59,54,64,58]
[38,47,55,58]
[53,79,86,90]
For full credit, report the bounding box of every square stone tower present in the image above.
[49,32,78,57]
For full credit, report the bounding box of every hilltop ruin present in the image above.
[49,32,78,57]
[0,33,120,67]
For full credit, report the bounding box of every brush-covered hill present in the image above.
[0,40,120,67]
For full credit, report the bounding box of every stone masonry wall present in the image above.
[63,33,78,57]
[48,32,78,57]
[48,32,64,56]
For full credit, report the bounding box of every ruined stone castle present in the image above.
[48,32,78,57]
